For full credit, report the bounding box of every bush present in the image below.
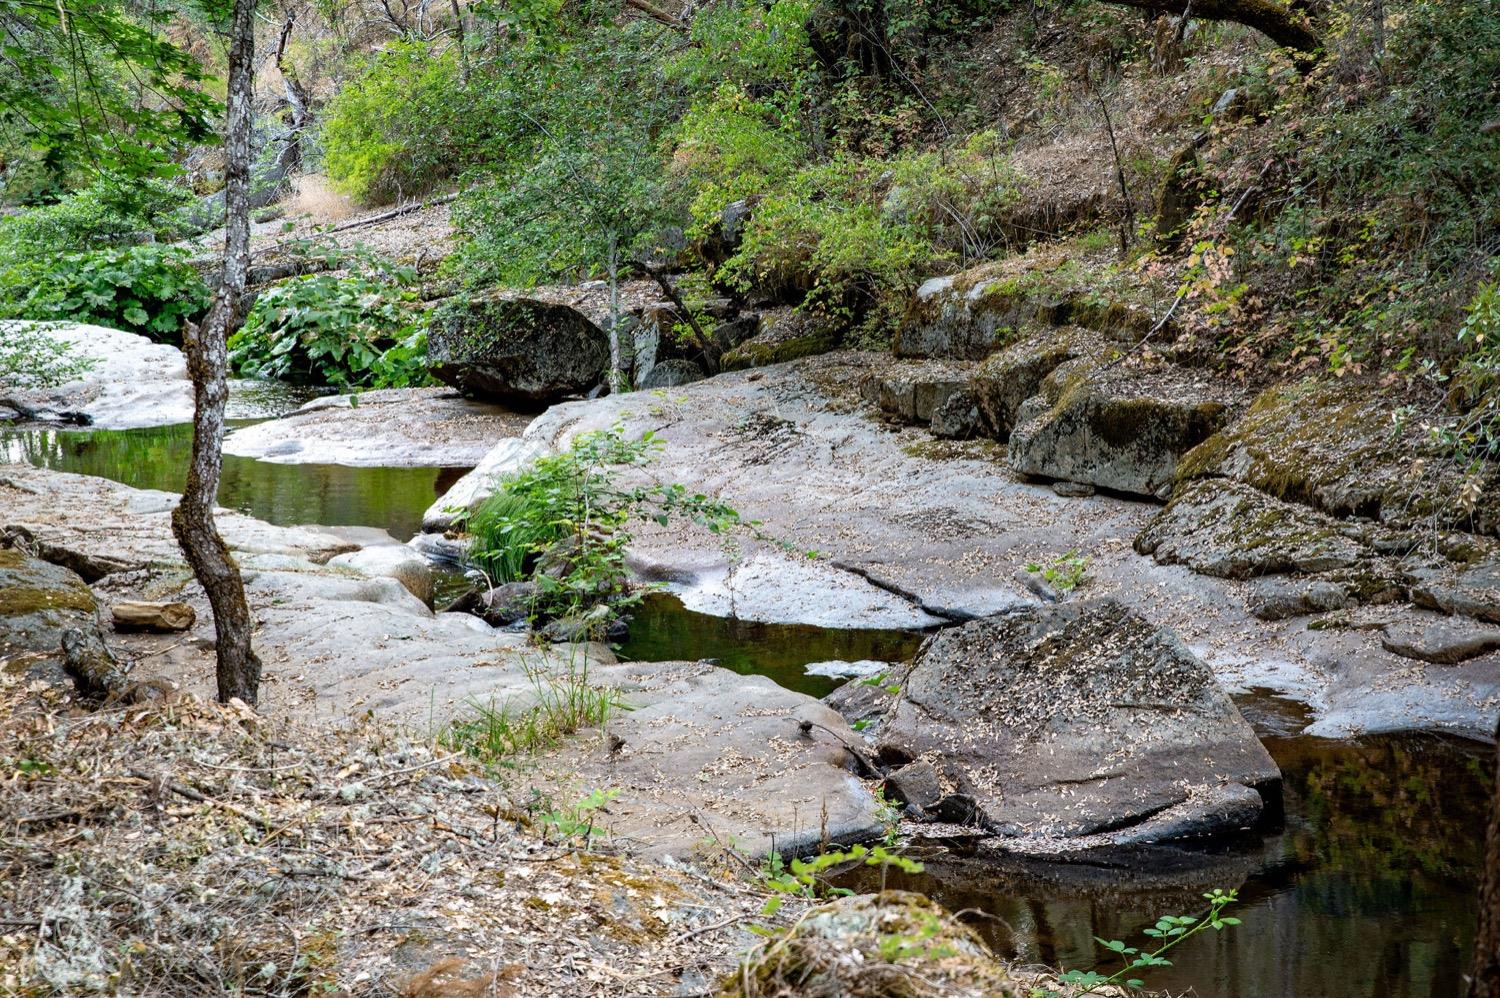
[722,155,936,333]
[319,43,481,204]
[0,321,97,388]
[227,268,431,388]
[0,177,192,255]
[0,245,209,341]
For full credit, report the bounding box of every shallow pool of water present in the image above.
[616,592,929,697]
[1,420,467,541]
[839,724,1489,998]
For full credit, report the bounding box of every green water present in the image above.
[616,592,929,697]
[0,422,468,541]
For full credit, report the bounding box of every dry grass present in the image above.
[0,670,793,997]
[287,174,357,224]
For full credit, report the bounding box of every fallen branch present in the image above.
[129,768,272,831]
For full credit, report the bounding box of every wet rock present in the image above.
[930,389,981,439]
[721,891,1025,998]
[1097,782,1263,846]
[1177,378,1500,536]
[1380,614,1500,664]
[639,358,705,389]
[428,296,610,406]
[971,326,1097,438]
[538,606,627,643]
[328,545,435,606]
[111,601,195,632]
[478,581,536,627]
[883,760,943,811]
[1136,479,1366,578]
[803,659,888,679]
[720,309,841,370]
[1245,577,1354,620]
[876,599,1279,839]
[1009,358,1240,498]
[0,321,192,429]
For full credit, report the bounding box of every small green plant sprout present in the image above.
[537,788,620,846]
[758,844,924,916]
[1040,888,1242,997]
[1025,549,1090,593]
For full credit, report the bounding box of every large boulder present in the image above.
[970,326,1098,439]
[1135,478,1368,578]
[719,308,841,371]
[876,599,1279,839]
[0,321,192,429]
[428,296,610,406]
[895,272,1036,360]
[1008,357,1240,497]
[1177,378,1500,535]
[0,548,121,694]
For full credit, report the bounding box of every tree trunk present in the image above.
[1094,0,1320,59]
[607,233,625,391]
[1473,716,1500,998]
[172,0,263,707]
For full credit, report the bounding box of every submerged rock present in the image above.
[876,599,1279,839]
[1008,357,1240,498]
[428,296,610,406]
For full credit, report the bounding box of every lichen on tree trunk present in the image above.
[171,0,263,707]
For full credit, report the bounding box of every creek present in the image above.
[0,408,1487,998]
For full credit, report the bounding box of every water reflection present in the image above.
[1,422,466,541]
[616,592,928,697]
[841,732,1489,998]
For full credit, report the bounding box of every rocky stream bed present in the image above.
[2,319,1495,997]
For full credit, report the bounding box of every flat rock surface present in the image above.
[425,352,1500,739]
[224,387,530,467]
[1381,614,1500,664]
[876,599,1279,839]
[544,661,888,860]
[3,321,192,429]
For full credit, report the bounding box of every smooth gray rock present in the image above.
[327,544,436,606]
[1009,358,1240,498]
[428,296,610,406]
[1246,577,1354,620]
[1136,479,1366,578]
[1413,554,1500,622]
[877,599,1279,840]
[884,760,943,811]
[1,321,192,429]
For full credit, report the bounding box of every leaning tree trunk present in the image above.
[172,0,263,706]
[1094,0,1320,60]
[1473,716,1500,998]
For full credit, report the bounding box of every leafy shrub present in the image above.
[668,87,806,236]
[0,321,97,387]
[0,177,192,255]
[464,427,743,618]
[320,43,481,204]
[0,245,209,341]
[722,155,935,333]
[227,268,431,388]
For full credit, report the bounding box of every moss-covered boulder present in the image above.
[1136,478,1368,578]
[1008,357,1241,498]
[721,891,1024,998]
[428,296,609,406]
[720,308,841,371]
[970,326,1100,439]
[876,599,1279,839]
[1176,378,1500,535]
[894,273,1036,360]
[0,548,118,693]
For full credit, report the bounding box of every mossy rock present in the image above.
[1008,356,1242,498]
[970,325,1099,439]
[1176,378,1500,536]
[720,891,1024,998]
[428,295,610,407]
[720,309,842,371]
[1136,478,1369,578]
[0,551,106,686]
